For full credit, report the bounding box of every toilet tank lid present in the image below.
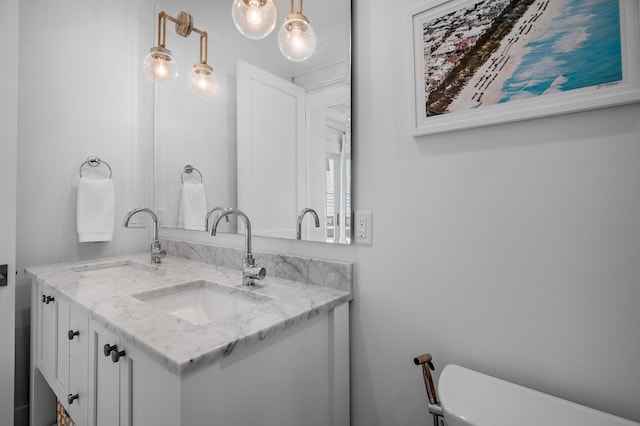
[438,364,639,426]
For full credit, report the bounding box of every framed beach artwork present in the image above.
[410,0,640,136]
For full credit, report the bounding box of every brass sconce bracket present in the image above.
[174,11,194,37]
[285,0,310,27]
[288,0,306,15]
[156,11,209,65]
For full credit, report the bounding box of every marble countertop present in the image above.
[26,253,351,377]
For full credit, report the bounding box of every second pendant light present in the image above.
[278,0,316,62]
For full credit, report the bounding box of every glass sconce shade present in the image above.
[231,0,277,40]
[188,64,219,96]
[278,14,316,62]
[143,47,178,84]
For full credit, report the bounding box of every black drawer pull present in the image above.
[68,330,80,340]
[68,393,79,405]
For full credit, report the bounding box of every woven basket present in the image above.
[56,400,77,426]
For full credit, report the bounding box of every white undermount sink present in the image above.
[70,260,162,280]
[131,280,271,325]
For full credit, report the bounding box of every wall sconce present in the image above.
[231,0,277,39]
[143,11,219,96]
[278,0,316,62]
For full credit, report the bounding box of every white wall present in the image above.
[164,0,640,424]
[15,0,154,423]
[11,0,639,424]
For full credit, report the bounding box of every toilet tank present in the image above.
[438,364,639,426]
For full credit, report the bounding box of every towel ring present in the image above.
[181,164,203,183]
[79,156,113,179]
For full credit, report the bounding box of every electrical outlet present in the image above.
[355,211,373,245]
[125,209,147,228]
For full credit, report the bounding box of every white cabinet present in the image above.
[35,282,89,425]
[33,280,350,426]
[84,305,350,426]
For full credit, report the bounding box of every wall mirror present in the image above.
[153,0,351,244]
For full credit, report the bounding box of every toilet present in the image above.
[438,364,639,426]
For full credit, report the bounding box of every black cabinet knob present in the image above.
[103,343,117,357]
[68,393,79,405]
[111,348,126,363]
[104,343,126,362]
[68,330,80,340]
[44,295,55,304]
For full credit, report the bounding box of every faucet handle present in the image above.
[244,266,266,280]
[242,265,267,286]
[243,265,266,286]
[151,249,167,264]
[150,241,167,264]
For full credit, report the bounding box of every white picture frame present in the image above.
[410,0,640,136]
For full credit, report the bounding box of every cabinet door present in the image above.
[37,284,56,384]
[86,320,181,426]
[37,284,69,401]
[88,320,131,426]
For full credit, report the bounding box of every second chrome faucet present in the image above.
[123,207,166,264]
[296,208,320,240]
[210,208,266,286]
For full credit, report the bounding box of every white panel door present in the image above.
[237,60,306,239]
[0,0,18,421]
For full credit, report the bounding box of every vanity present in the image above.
[28,240,352,426]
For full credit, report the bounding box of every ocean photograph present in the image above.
[499,0,622,103]
[420,0,623,116]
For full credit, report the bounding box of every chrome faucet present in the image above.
[123,207,166,264]
[210,208,266,286]
[204,207,229,232]
[296,208,320,240]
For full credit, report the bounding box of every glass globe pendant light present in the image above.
[144,11,218,96]
[231,0,277,39]
[278,0,316,62]
[188,22,218,96]
[189,64,219,96]
[143,46,177,84]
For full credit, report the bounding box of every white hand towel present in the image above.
[77,177,115,242]
[178,182,207,231]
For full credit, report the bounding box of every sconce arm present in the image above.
[156,10,209,65]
